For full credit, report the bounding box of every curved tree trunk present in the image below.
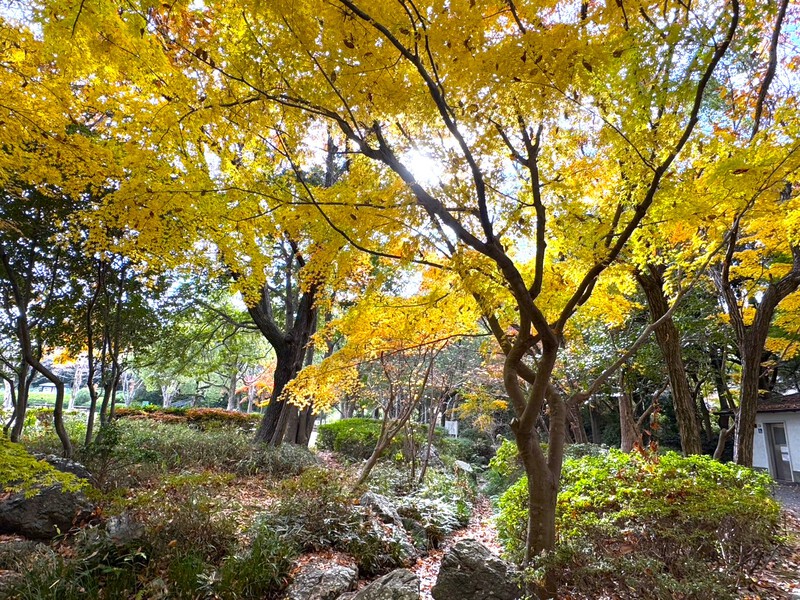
[637,265,702,455]
[9,363,30,442]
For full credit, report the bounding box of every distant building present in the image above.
[753,393,800,483]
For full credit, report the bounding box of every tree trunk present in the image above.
[226,368,239,411]
[619,389,640,452]
[69,360,83,411]
[733,345,762,466]
[637,265,702,455]
[24,355,72,457]
[567,402,588,443]
[588,403,601,444]
[9,365,30,442]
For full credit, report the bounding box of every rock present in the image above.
[105,512,145,547]
[0,485,94,540]
[385,523,417,566]
[453,460,473,474]
[360,514,417,567]
[431,539,521,600]
[349,568,419,600]
[418,445,445,470]
[33,454,94,482]
[286,560,358,600]
[359,492,403,527]
[357,494,417,564]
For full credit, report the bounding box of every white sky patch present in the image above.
[402,149,441,188]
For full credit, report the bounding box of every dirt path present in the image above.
[742,486,800,599]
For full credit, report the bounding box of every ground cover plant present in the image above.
[497,449,781,598]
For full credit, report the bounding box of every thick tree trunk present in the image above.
[637,266,702,455]
[250,285,318,446]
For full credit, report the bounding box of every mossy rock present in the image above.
[0,436,85,497]
[0,437,92,539]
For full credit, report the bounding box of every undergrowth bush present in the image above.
[496,449,780,599]
[214,520,299,599]
[397,469,474,549]
[259,467,407,575]
[317,418,394,459]
[80,420,251,486]
[439,428,496,466]
[235,443,320,477]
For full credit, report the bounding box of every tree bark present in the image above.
[637,265,703,455]
[225,368,239,411]
[249,280,318,446]
[9,362,30,442]
[619,389,640,452]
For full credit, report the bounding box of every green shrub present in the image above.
[236,443,320,477]
[496,450,780,598]
[19,409,87,455]
[317,417,441,462]
[484,437,523,496]
[215,520,299,599]
[317,418,387,459]
[439,428,495,465]
[85,420,251,484]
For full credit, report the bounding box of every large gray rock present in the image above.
[33,454,94,482]
[286,560,357,600]
[431,539,521,600]
[0,485,94,540]
[359,492,403,527]
[349,569,419,600]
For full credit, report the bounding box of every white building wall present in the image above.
[754,411,800,482]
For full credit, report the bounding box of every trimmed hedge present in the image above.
[114,407,261,429]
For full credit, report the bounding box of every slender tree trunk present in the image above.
[567,402,588,443]
[637,266,703,455]
[2,377,13,413]
[419,395,445,483]
[24,356,72,457]
[226,368,239,411]
[733,345,763,466]
[589,403,602,444]
[9,365,30,442]
[69,360,83,411]
[619,389,640,452]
